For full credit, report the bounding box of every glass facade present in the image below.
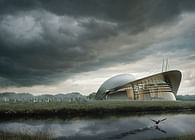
[105,74,177,101]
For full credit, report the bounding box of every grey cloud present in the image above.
[1,0,195,29]
[0,0,195,87]
[188,55,195,60]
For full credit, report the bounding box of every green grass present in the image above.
[151,132,195,140]
[1,130,195,140]
[0,101,195,119]
[0,131,52,140]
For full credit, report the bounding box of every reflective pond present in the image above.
[0,113,195,140]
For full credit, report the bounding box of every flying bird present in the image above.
[150,118,167,125]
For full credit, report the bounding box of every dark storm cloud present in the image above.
[1,0,195,28]
[0,0,195,87]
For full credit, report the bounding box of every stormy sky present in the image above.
[0,0,195,95]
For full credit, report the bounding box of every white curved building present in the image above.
[95,70,182,101]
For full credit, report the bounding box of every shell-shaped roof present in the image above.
[96,74,135,99]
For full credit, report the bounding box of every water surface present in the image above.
[0,114,195,140]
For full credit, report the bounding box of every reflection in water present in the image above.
[109,125,166,139]
[0,114,195,140]
[155,125,167,134]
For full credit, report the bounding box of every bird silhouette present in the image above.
[150,118,167,125]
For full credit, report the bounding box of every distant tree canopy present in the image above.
[88,92,96,99]
[0,92,95,103]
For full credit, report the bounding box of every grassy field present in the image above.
[0,131,52,140]
[0,101,195,119]
[1,130,195,140]
[152,132,195,140]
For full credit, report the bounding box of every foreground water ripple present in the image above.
[0,113,195,140]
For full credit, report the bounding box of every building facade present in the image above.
[95,70,182,101]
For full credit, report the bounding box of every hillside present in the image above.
[176,95,195,101]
